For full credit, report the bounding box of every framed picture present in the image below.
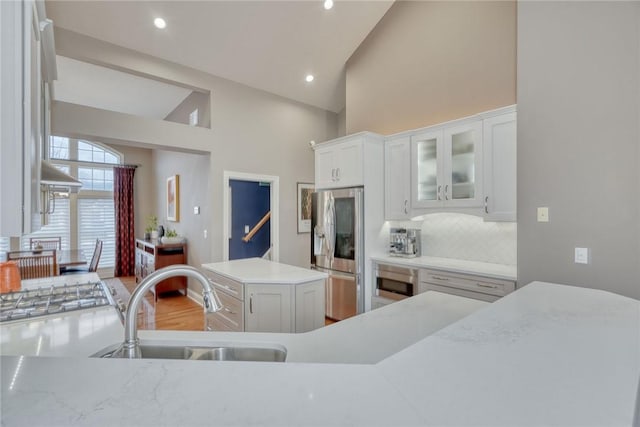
[297,182,314,233]
[166,175,180,222]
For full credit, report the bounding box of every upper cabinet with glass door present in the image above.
[411,120,483,209]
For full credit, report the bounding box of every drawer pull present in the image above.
[223,307,237,315]
[249,296,253,314]
[476,283,498,289]
[432,276,449,281]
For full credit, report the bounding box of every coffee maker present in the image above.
[389,227,421,257]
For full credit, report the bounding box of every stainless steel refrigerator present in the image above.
[310,187,364,321]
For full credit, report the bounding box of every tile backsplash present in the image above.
[388,213,517,266]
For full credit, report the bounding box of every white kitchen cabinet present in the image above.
[482,110,517,222]
[314,137,363,188]
[246,284,292,333]
[411,120,483,209]
[0,0,51,236]
[384,135,411,220]
[417,269,515,302]
[202,261,325,333]
[314,132,384,190]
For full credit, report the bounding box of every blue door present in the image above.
[229,180,271,260]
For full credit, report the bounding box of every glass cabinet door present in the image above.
[444,121,482,207]
[412,131,442,207]
[450,129,476,200]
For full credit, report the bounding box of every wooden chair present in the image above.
[7,250,59,279]
[29,237,62,250]
[61,239,103,275]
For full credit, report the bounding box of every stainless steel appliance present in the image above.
[311,187,363,321]
[0,280,122,323]
[375,263,418,301]
[389,227,421,257]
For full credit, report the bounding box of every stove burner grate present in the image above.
[0,282,114,322]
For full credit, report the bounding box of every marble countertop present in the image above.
[2,282,639,426]
[372,254,517,281]
[201,257,328,284]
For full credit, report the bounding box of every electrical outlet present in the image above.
[537,207,549,222]
[203,229,207,239]
[193,206,200,215]
[575,247,589,264]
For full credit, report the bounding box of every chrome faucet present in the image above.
[113,265,223,358]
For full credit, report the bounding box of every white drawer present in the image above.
[420,269,515,297]
[418,282,500,302]
[202,269,244,300]
[208,290,244,331]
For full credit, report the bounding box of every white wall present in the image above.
[517,1,640,299]
[52,28,338,271]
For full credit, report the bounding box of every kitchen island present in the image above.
[201,258,328,333]
[1,282,639,426]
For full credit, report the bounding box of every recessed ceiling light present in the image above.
[324,0,334,10]
[154,18,166,29]
[305,74,314,83]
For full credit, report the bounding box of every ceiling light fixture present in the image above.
[305,74,315,83]
[324,0,334,10]
[154,18,166,29]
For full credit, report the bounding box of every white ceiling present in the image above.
[46,0,394,114]
[55,56,193,119]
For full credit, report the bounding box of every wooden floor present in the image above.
[115,276,337,331]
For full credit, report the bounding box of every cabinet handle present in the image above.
[224,307,237,315]
[403,199,408,214]
[336,167,340,181]
[249,295,253,314]
[476,283,498,289]
[437,185,442,201]
[484,196,489,214]
[444,184,449,200]
[432,276,449,281]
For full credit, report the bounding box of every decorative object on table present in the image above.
[33,244,44,254]
[157,225,165,238]
[297,182,314,233]
[29,237,62,250]
[161,228,184,244]
[145,215,158,240]
[166,174,180,222]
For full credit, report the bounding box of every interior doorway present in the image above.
[222,171,279,262]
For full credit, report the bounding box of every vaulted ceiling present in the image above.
[46,0,394,113]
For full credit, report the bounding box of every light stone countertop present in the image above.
[371,254,517,281]
[202,257,328,284]
[1,282,639,426]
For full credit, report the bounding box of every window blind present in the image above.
[21,199,71,250]
[78,198,115,268]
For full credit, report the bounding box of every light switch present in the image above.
[244,225,250,234]
[203,229,207,239]
[575,248,589,264]
[537,207,549,222]
[193,206,200,215]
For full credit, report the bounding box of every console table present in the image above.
[134,239,188,301]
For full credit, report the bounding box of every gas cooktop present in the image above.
[0,281,117,322]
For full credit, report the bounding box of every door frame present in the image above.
[222,171,279,262]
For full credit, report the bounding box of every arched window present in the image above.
[21,137,123,272]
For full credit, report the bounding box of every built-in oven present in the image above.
[374,263,418,301]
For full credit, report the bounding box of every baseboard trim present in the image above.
[187,288,204,307]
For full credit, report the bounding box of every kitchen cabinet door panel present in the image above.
[384,136,411,220]
[483,112,517,221]
[246,284,292,333]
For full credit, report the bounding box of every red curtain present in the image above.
[113,166,136,277]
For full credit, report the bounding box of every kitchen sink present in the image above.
[91,342,287,362]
